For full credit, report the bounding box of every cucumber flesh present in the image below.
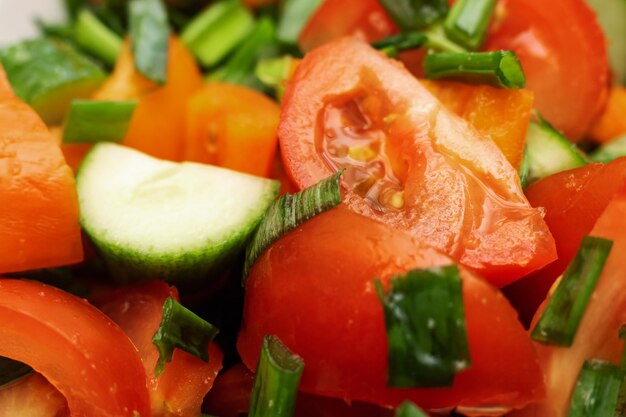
[77,143,279,287]
[586,0,626,84]
[526,120,588,184]
[0,38,106,124]
[590,135,626,163]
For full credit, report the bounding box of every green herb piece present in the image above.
[0,357,32,387]
[249,335,304,417]
[152,297,219,376]
[75,9,123,66]
[613,326,626,417]
[444,0,497,51]
[255,55,297,101]
[63,100,137,144]
[0,38,106,124]
[210,16,280,89]
[568,360,622,417]
[590,135,626,164]
[372,32,428,57]
[276,0,322,44]
[181,0,254,68]
[375,265,471,388]
[395,401,429,417]
[532,236,613,346]
[423,50,525,88]
[379,0,449,31]
[243,170,343,279]
[129,0,170,84]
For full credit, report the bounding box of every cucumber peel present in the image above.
[77,143,279,287]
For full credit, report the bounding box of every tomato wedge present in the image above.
[0,67,83,273]
[0,373,68,417]
[95,281,223,417]
[279,37,556,286]
[238,206,544,412]
[0,278,150,417]
[484,0,609,140]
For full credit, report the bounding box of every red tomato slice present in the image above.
[0,373,68,417]
[95,281,223,417]
[512,189,626,417]
[298,0,398,52]
[0,278,151,417]
[504,158,626,325]
[238,206,544,412]
[484,0,609,140]
[279,37,556,286]
[0,68,83,273]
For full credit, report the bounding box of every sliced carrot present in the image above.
[589,84,626,144]
[94,36,202,161]
[184,83,280,177]
[422,80,534,169]
[0,67,83,273]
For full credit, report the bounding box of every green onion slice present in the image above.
[63,99,137,144]
[614,326,626,416]
[568,360,622,417]
[379,0,449,31]
[243,170,343,279]
[276,0,323,44]
[0,357,32,387]
[444,0,497,51]
[75,9,123,66]
[423,50,526,89]
[532,236,613,346]
[249,335,304,417]
[372,32,428,57]
[152,297,220,376]
[375,265,471,388]
[395,401,429,417]
[129,0,170,84]
[181,0,254,68]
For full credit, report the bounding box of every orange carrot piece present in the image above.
[590,85,626,144]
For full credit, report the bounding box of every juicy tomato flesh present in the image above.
[280,37,556,287]
[484,0,609,140]
[0,373,68,417]
[0,278,151,417]
[94,280,223,417]
[504,158,626,325]
[238,206,545,412]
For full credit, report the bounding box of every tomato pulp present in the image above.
[279,37,556,286]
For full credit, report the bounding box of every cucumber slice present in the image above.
[0,38,106,124]
[590,135,626,163]
[586,0,626,84]
[526,119,588,184]
[77,143,279,287]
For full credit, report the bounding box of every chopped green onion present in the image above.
[210,16,280,89]
[518,145,530,189]
[255,55,297,101]
[532,236,613,346]
[129,0,170,84]
[64,0,83,21]
[249,335,304,417]
[372,32,428,57]
[181,0,254,68]
[243,170,343,279]
[0,357,32,387]
[75,9,123,66]
[375,265,471,388]
[444,0,497,51]
[614,326,626,416]
[379,0,449,31]
[63,99,137,144]
[568,360,622,417]
[423,50,526,88]
[395,401,429,417]
[590,135,626,163]
[276,0,323,44]
[152,297,220,376]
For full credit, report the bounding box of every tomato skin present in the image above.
[298,0,397,52]
[484,0,609,140]
[0,373,69,417]
[0,279,151,417]
[184,83,280,177]
[238,206,544,411]
[504,158,626,325]
[279,37,556,287]
[95,281,223,417]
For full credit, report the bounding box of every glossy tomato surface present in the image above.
[0,279,150,417]
[95,281,223,417]
[238,206,544,412]
[484,0,609,140]
[279,37,556,287]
